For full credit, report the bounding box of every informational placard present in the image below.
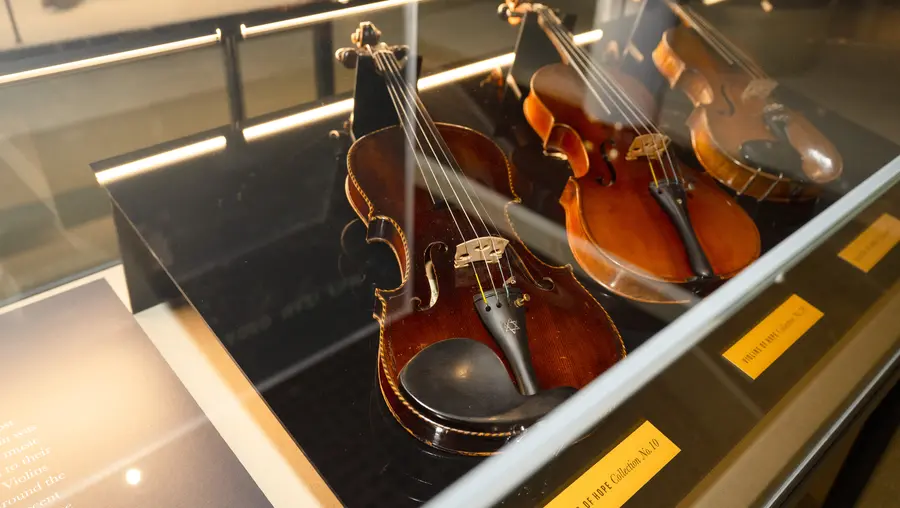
[838,213,900,273]
[545,421,680,508]
[722,294,824,380]
[0,281,271,508]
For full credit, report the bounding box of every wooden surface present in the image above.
[653,26,842,202]
[523,63,760,302]
[347,123,625,453]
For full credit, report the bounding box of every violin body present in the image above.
[346,123,624,454]
[653,25,842,202]
[524,63,761,303]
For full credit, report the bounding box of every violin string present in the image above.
[374,55,437,205]
[369,47,487,301]
[374,49,498,304]
[665,0,741,70]
[541,9,682,184]
[378,51,506,303]
[372,48,500,302]
[685,7,768,79]
[560,20,683,184]
[677,4,767,79]
[369,49,462,238]
[535,22,612,117]
[540,14,678,183]
[380,50,513,300]
[374,49,504,303]
[536,11,655,175]
[676,4,739,67]
[380,51,516,300]
[556,10,683,183]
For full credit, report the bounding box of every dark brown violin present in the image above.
[653,0,842,202]
[337,22,623,455]
[501,1,760,304]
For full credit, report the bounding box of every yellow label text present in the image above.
[545,421,679,508]
[723,294,823,380]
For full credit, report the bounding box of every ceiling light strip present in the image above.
[95,136,227,185]
[241,0,429,39]
[242,28,603,141]
[0,31,222,87]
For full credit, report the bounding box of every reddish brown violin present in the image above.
[338,23,623,455]
[501,1,760,303]
[653,0,842,202]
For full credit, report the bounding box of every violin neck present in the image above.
[666,0,771,81]
[531,6,580,67]
[375,49,442,140]
[663,0,694,29]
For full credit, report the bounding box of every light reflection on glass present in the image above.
[125,468,142,486]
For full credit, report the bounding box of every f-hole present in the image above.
[509,246,554,292]
[597,138,618,186]
[416,242,448,311]
[719,84,736,116]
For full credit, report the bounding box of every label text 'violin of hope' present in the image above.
[545,420,680,508]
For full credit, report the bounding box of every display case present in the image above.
[5,0,897,506]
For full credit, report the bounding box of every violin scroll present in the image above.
[498,0,533,25]
[351,21,381,47]
[335,22,409,69]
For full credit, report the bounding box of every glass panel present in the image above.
[2,1,899,507]
[0,45,228,304]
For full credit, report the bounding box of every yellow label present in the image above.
[722,294,823,380]
[838,213,900,273]
[545,421,680,508]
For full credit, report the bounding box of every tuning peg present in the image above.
[497,3,512,19]
[351,21,382,47]
[391,45,409,61]
[497,2,525,25]
[335,47,358,69]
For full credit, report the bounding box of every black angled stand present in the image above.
[337,42,421,140]
[504,11,575,101]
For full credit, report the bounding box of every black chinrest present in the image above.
[739,139,806,183]
[740,103,809,183]
[398,338,575,433]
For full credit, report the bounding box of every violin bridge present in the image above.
[454,236,509,269]
[626,133,670,161]
[742,79,778,102]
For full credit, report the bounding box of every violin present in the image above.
[337,22,624,455]
[653,0,842,202]
[500,1,760,304]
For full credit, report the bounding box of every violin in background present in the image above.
[653,0,843,202]
[500,1,760,304]
[337,22,623,455]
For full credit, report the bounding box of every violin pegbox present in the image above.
[335,22,409,70]
[497,0,534,25]
[351,21,382,48]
